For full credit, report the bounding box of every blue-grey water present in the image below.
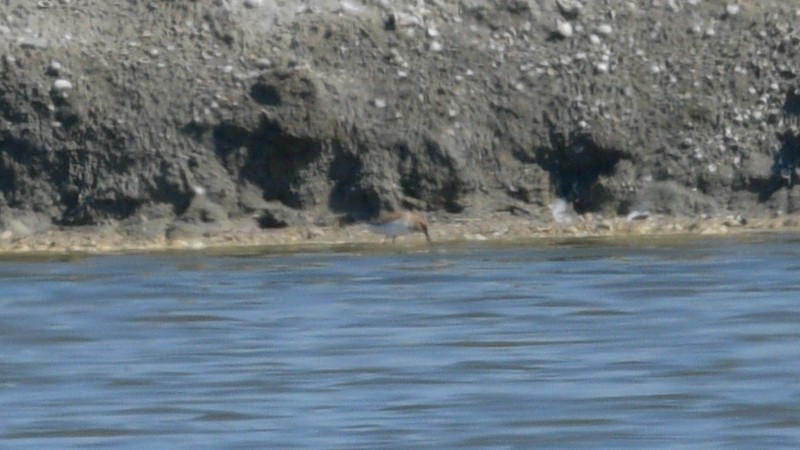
[2,235,800,449]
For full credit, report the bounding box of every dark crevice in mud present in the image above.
[752,179,784,203]
[212,118,323,209]
[776,132,800,183]
[328,142,377,216]
[212,123,249,160]
[756,131,800,203]
[60,196,142,226]
[784,88,800,116]
[250,83,282,107]
[0,135,63,220]
[0,136,31,200]
[535,130,629,214]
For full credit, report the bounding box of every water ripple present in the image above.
[1,236,800,448]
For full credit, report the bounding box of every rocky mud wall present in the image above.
[1,0,800,242]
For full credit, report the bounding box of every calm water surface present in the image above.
[2,236,800,449]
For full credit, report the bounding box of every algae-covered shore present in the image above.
[2,1,800,253]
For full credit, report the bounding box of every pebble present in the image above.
[392,12,420,28]
[464,233,487,241]
[429,41,443,52]
[595,24,613,36]
[52,78,73,91]
[626,210,649,221]
[340,0,366,15]
[725,4,740,16]
[254,57,272,69]
[243,0,262,8]
[556,0,582,19]
[556,20,573,38]
[373,98,387,108]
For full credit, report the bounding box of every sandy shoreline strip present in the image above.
[1,213,800,256]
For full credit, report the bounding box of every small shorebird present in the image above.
[367,210,431,244]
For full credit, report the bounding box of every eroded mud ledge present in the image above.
[2,1,800,254]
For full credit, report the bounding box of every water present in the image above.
[2,235,800,449]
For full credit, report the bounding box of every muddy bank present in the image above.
[1,0,800,250]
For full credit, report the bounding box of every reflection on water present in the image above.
[2,236,800,448]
